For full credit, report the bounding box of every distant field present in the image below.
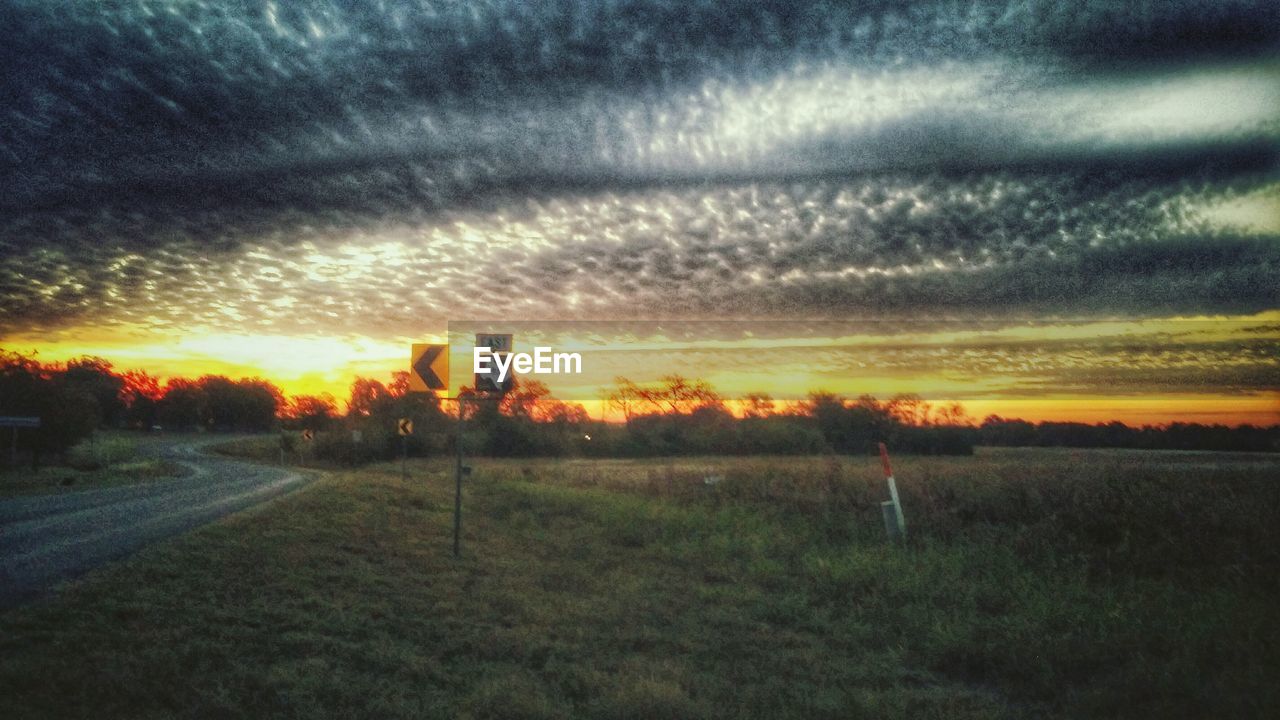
[1,447,1277,718]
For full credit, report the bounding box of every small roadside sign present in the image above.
[474,333,514,394]
[409,343,449,392]
[398,418,414,436]
[476,333,513,353]
[3,416,40,468]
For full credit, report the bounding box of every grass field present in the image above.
[1,448,1277,718]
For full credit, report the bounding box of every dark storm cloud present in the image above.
[4,0,1276,209]
[0,1,1277,336]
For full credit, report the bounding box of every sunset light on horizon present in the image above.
[1,1,1277,429]
[5,310,1276,427]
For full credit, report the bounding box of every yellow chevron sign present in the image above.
[408,343,449,392]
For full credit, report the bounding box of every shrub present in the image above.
[66,436,136,471]
[313,431,380,467]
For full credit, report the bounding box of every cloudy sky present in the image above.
[0,1,1276,423]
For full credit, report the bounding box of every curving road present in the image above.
[0,437,310,609]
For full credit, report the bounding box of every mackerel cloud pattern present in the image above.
[1,1,1277,336]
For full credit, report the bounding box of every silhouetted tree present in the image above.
[196,376,280,431]
[121,370,163,429]
[347,377,391,418]
[157,379,203,430]
[741,392,776,418]
[283,394,339,430]
[0,350,98,460]
[60,357,125,427]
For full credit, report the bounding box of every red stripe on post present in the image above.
[878,442,893,478]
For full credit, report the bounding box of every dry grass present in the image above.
[1,448,1277,718]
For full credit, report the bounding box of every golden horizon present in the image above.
[5,311,1276,428]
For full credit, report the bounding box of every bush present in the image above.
[891,425,977,456]
[737,418,828,455]
[312,432,380,467]
[66,436,136,471]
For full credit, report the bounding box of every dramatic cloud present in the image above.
[2,173,1276,337]
[441,317,1280,402]
[0,0,1277,345]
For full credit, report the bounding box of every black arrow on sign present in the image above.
[414,345,446,390]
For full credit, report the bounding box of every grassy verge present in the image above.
[0,433,189,498]
[208,433,291,464]
[208,432,344,468]
[1,451,1276,718]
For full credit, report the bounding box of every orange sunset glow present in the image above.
[5,310,1277,427]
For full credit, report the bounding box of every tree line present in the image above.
[1,350,1275,468]
[0,351,288,462]
[977,416,1277,453]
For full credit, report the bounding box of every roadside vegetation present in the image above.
[0,432,187,498]
[1,448,1275,718]
[5,349,1272,477]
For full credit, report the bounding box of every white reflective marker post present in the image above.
[878,442,907,543]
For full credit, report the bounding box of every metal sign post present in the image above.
[405,337,511,560]
[1,417,41,469]
[459,333,514,556]
[454,397,464,558]
[398,418,413,481]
